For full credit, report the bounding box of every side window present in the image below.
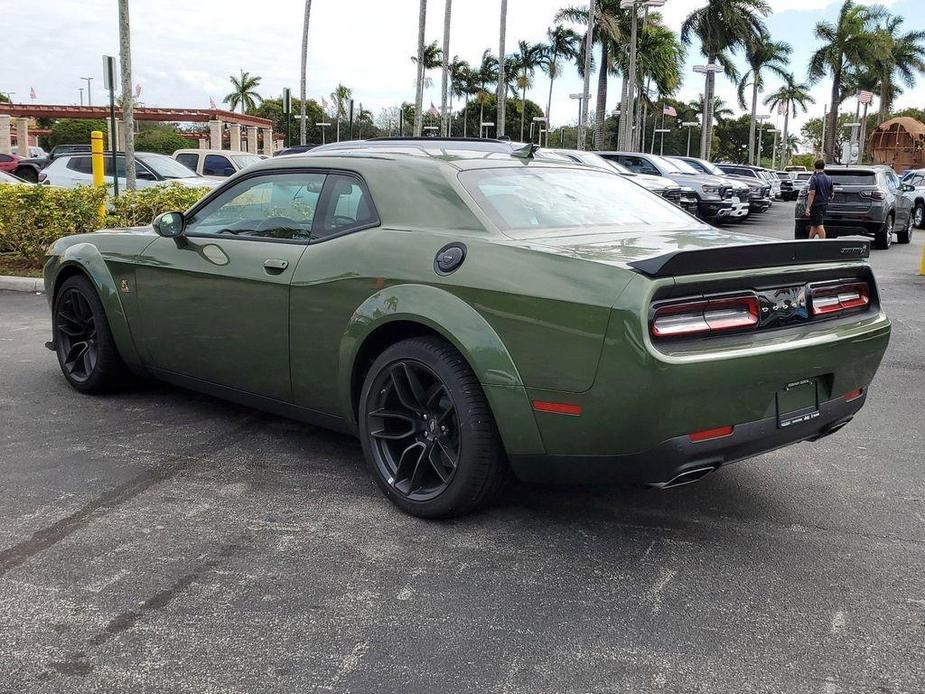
[0,154,12,163]
[203,154,234,177]
[884,172,898,193]
[620,156,659,176]
[185,172,326,240]
[315,174,379,238]
[66,157,94,175]
[176,153,199,172]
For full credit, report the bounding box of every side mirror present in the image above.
[901,183,915,192]
[152,211,185,238]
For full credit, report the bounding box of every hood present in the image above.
[510,225,773,268]
[167,178,220,189]
[632,173,675,191]
[666,172,731,188]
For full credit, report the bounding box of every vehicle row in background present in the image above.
[39,151,219,190]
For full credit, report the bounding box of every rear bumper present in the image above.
[509,390,867,485]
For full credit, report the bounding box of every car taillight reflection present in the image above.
[651,295,759,338]
[810,282,870,316]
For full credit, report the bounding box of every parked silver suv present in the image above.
[794,166,914,249]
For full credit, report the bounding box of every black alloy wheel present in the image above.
[914,203,924,229]
[55,287,99,384]
[52,275,127,393]
[359,337,505,518]
[367,359,461,501]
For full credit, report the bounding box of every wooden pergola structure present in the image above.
[868,116,925,173]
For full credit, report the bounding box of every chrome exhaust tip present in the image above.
[649,465,717,490]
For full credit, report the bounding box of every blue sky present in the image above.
[2,0,922,137]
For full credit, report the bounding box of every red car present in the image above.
[0,152,20,173]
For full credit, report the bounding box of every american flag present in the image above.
[858,90,874,105]
[29,87,36,99]
[135,83,142,97]
[209,97,217,109]
[662,104,677,117]
[777,102,787,114]
[427,102,441,118]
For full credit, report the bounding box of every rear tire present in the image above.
[913,203,924,229]
[359,336,505,518]
[53,275,128,393]
[873,214,894,250]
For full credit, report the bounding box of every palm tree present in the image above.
[299,1,312,145]
[737,35,791,164]
[224,70,263,114]
[808,0,881,160]
[411,41,443,89]
[329,83,352,141]
[498,0,509,136]
[448,58,471,136]
[557,1,629,149]
[764,73,814,166]
[689,95,733,123]
[542,26,581,142]
[870,14,925,123]
[413,0,427,136]
[681,0,770,160]
[474,50,499,136]
[511,41,545,141]
[635,19,685,150]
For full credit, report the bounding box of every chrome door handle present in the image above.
[264,258,289,273]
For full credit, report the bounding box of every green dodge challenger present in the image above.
[44,146,891,517]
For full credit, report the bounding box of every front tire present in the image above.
[914,203,924,229]
[873,214,894,250]
[359,337,505,518]
[53,275,128,393]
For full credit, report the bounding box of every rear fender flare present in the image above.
[339,283,544,456]
[51,243,142,369]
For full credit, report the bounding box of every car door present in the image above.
[134,171,326,401]
[884,170,911,227]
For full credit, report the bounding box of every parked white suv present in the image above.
[40,152,219,190]
[173,149,263,177]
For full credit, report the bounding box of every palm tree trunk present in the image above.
[859,101,869,163]
[413,0,427,137]
[877,78,889,124]
[824,70,840,161]
[594,40,608,150]
[520,81,527,142]
[440,0,452,137]
[748,81,758,165]
[497,0,508,136]
[480,98,485,137]
[700,54,716,160]
[463,93,469,137]
[546,55,557,136]
[118,0,136,191]
[782,108,790,167]
[299,2,312,145]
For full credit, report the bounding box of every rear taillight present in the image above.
[810,282,870,316]
[38,172,47,183]
[651,295,759,339]
[859,190,885,200]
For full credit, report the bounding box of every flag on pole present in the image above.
[427,102,440,118]
[777,102,787,114]
[662,104,677,117]
[209,97,217,109]
[858,90,874,105]
[29,87,36,100]
[135,83,142,98]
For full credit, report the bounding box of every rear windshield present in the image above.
[459,166,695,236]
[827,171,877,185]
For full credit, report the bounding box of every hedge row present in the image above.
[0,184,209,265]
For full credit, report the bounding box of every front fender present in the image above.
[45,242,143,370]
[339,283,545,457]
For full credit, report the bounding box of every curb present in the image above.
[0,275,44,293]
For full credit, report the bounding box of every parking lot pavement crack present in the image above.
[0,418,259,580]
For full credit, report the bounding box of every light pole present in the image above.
[480,121,495,138]
[317,121,331,144]
[570,92,588,150]
[81,77,94,107]
[681,121,698,157]
[532,116,547,146]
[618,0,666,152]
[842,122,861,165]
[693,63,723,160]
[654,127,670,155]
[755,114,769,166]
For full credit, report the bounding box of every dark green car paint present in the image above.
[45,151,891,481]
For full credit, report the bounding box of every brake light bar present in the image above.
[651,295,759,339]
[810,282,869,316]
[858,190,885,200]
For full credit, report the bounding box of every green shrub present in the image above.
[104,183,209,228]
[134,128,196,155]
[49,119,111,149]
[0,185,106,263]
[0,183,209,266]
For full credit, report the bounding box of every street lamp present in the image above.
[619,0,666,151]
[654,127,671,155]
[569,92,590,150]
[81,77,94,107]
[316,121,331,144]
[693,63,723,160]
[480,121,495,138]
[680,121,698,157]
[532,116,547,146]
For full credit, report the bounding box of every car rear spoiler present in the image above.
[628,240,870,278]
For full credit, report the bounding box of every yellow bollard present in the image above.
[90,130,105,220]
[920,238,925,276]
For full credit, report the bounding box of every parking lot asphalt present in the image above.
[1,203,924,694]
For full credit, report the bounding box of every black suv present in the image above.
[14,144,91,183]
[794,166,915,249]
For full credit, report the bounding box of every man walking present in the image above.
[804,158,834,239]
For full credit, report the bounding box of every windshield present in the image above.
[828,171,877,185]
[231,154,262,169]
[139,153,199,178]
[459,166,694,236]
[693,159,723,176]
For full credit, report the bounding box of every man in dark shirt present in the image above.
[804,159,835,239]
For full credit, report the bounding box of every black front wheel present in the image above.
[914,203,924,229]
[873,214,894,250]
[359,337,505,518]
[53,275,127,393]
